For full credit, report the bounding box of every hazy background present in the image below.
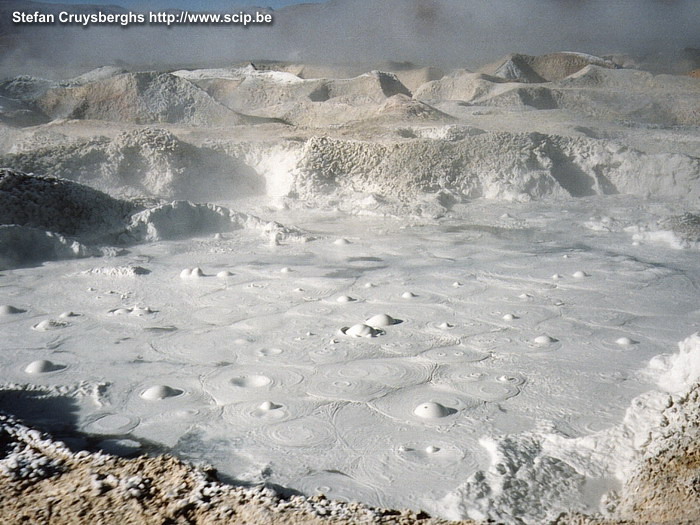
[2,0,699,77]
[39,0,327,8]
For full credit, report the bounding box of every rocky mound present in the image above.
[366,95,454,125]
[0,128,265,201]
[63,66,128,87]
[0,67,130,104]
[174,67,328,114]
[615,383,700,523]
[652,213,700,248]
[0,76,56,127]
[0,225,100,270]
[0,75,56,103]
[35,72,261,126]
[663,213,700,243]
[175,68,411,124]
[0,169,309,267]
[258,61,445,93]
[124,200,310,244]
[0,95,48,127]
[412,70,510,103]
[482,52,618,83]
[468,85,560,110]
[0,136,112,187]
[415,65,700,126]
[292,132,700,204]
[553,65,700,125]
[323,71,412,103]
[0,169,133,238]
[557,64,700,91]
[125,201,237,242]
[0,69,130,128]
[390,67,446,93]
[101,128,264,200]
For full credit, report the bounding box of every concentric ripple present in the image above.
[223,398,321,430]
[440,368,526,402]
[305,345,353,364]
[149,329,240,365]
[449,380,521,402]
[395,441,466,464]
[421,345,491,364]
[257,416,336,449]
[234,344,301,364]
[306,378,391,402]
[82,413,140,435]
[565,307,637,328]
[190,306,240,326]
[286,302,336,318]
[293,471,383,507]
[464,331,513,352]
[315,358,433,388]
[560,410,622,437]
[352,432,484,502]
[369,385,481,425]
[203,364,306,404]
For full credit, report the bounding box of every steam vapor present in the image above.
[0,0,699,76]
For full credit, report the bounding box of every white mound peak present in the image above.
[0,305,25,315]
[413,401,456,419]
[342,323,383,338]
[365,314,400,327]
[24,359,65,374]
[140,385,184,401]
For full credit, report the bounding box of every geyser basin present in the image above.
[1,197,699,522]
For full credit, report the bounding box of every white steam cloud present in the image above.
[1,0,699,76]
